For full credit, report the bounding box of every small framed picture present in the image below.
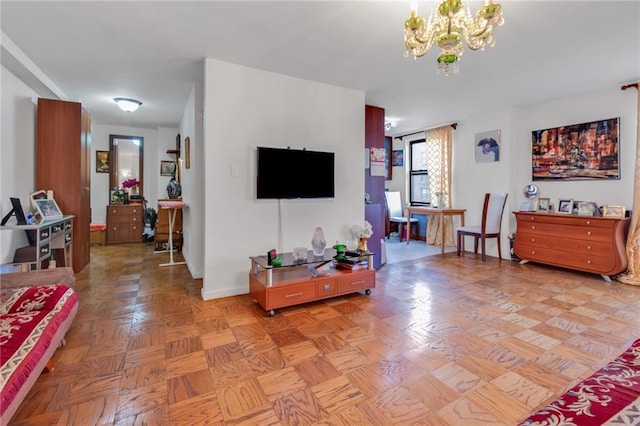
[557,198,574,214]
[160,160,176,176]
[602,205,626,218]
[34,198,63,219]
[475,129,501,163]
[96,150,110,173]
[577,201,596,216]
[110,189,125,205]
[392,150,404,167]
[537,198,551,213]
[519,201,532,212]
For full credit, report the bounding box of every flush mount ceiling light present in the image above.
[114,97,142,112]
[404,0,504,76]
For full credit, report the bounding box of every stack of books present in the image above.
[335,253,368,270]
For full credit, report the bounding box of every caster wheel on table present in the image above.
[365,289,371,295]
[267,309,275,317]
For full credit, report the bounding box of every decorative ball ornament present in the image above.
[523,184,539,199]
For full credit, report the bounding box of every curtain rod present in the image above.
[395,122,458,140]
[621,82,639,91]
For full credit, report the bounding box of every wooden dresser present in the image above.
[514,212,630,281]
[106,205,143,244]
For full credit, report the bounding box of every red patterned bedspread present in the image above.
[0,285,78,423]
[520,338,640,425]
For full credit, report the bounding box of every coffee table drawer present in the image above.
[268,282,316,308]
[336,271,375,294]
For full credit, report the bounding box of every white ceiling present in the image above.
[2,1,639,137]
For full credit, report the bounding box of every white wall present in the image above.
[178,81,205,279]
[0,66,40,264]
[202,58,365,300]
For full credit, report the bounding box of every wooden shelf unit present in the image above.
[1,215,74,271]
[514,211,630,282]
[249,250,375,316]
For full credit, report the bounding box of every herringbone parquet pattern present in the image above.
[9,243,640,425]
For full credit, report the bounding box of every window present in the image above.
[409,139,431,205]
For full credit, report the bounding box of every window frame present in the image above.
[409,139,430,206]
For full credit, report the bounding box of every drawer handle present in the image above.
[587,245,591,250]
[530,226,536,230]
[323,284,331,291]
[285,292,304,298]
[587,260,591,264]
[531,251,536,255]
[531,238,536,242]
[587,231,592,235]
[350,280,365,286]
[586,220,591,225]
[41,232,49,238]
[133,218,137,221]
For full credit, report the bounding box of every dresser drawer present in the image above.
[336,270,375,294]
[39,243,50,256]
[515,234,612,255]
[517,222,613,242]
[268,282,316,308]
[39,227,51,241]
[517,213,615,229]
[516,245,615,274]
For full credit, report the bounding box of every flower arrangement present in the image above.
[122,178,140,189]
[350,220,373,239]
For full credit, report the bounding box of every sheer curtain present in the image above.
[619,83,640,285]
[424,125,454,246]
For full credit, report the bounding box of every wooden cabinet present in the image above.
[514,212,629,281]
[249,250,375,316]
[106,205,143,244]
[37,98,91,273]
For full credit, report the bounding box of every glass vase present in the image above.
[311,227,326,256]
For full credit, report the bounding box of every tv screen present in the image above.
[257,147,335,199]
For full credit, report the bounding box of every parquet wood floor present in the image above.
[9,243,640,425]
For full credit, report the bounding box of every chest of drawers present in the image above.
[106,205,143,244]
[514,212,629,281]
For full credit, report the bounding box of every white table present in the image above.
[157,200,187,267]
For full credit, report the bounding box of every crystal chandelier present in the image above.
[404,0,504,76]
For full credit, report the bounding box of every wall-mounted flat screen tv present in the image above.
[257,147,335,199]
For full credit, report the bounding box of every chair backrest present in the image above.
[481,193,508,234]
[384,191,404,218]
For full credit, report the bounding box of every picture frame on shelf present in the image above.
[519,201,532,212]
[537,197,551,213]
[557,198,573,214]
[34,198,63,219]
[110,189,125,205]
[577,201,597,216]
[160,160,176,177]
[602,205,626,218]
[96,150,110,173]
